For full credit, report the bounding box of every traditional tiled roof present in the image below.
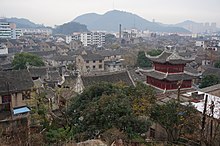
[47,71,62,82]
[8,47,21,54]
[28,50,56,57]
[51,55,75,61]
[0,70,34,94]
[199,84,220,94]
[81,71,134,87]
[97,49,127,57]
[28,67,47,78]
[184,66,201,77]
[144,71,195,81]
[81,53,104,61]
[202,67,220,78]
[146,50,194,64]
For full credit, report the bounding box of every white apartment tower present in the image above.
[0,22,12,39]
[66,31,105,47]
[0,21,22,39]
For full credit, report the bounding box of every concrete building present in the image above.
[0,22,12,39]
[21,28,52,35]
[0,43,8,55]
[0,22,22,39]
[76,52,105,74]
[66,32,105,47]
[195,40,205,47]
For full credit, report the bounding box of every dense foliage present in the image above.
[136,51,152,67]
[199,75,220,88]
[67,82,155,142]
[53,22,88,35]
[147,49,163,56]
[105,34,117,44]
[150,101,200,142]
[214,60,220,68]
[136,50,162,68]
[12,52,45,70]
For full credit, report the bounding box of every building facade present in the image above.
[66,31,105,47]
[76,52,105,74]
[0,43,8,54]
[0,22,22,39]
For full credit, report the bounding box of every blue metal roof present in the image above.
[13,107,30,115]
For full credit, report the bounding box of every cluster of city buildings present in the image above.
[0,19,220,144]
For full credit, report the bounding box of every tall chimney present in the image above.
[119,24,121,43]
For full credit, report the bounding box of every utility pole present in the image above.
[177,80,183,103]
[201,94,208,145]
[210,100,214,145]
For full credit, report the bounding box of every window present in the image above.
[99,65,102,69]
[2,95,11,103]
[86,60,89,63]
[93,65,96,69]
[99,60,102,63]
[86,66,89,69]
[93,60,96,63]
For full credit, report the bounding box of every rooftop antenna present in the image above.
[133,15,136,28]
[112,0,115,10]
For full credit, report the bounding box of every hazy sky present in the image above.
[1,0,220,27]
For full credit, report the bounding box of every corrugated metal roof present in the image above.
[13,107,30,115]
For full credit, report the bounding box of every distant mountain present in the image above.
[53,21,89,35]
[73,10,190,33]
[4,17,45,28]
[175,20,200,27]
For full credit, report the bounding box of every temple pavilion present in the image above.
[144,49,195,92]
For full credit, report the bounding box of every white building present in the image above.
[66,31,105,47]
[0,43,8,55]
[0,22,12,39]
[195,40,205,47]
[21,28,52,35]
[0,22,23,39]
[66,33,81,44]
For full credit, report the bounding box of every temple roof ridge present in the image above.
[145,50,167,59]
[146,49,195,64]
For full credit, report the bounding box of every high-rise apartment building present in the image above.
[66,31,105,47]
[0,21,22,39]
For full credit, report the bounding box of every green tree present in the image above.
[45,126,76,144]
[147,49,162,56]
[12,52,45,70]
[136,51,152,67]
[199,75,220,88]
[68,82,155,142]
[214,60,220,68]
[105,34,117,44]
[150,101,200,142]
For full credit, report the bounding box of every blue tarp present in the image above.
[13,107,30,115]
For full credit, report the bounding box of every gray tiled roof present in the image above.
[202,67,220,78]
[51,55,75,61]
[0,70,34,94]
[81,71,133,87]
[28,50,56,57]
[97,49,127,57]
[81,53,104,61]
[28,67,47,78]
[144,71,195,81]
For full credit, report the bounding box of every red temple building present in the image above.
[144,50,195,92]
